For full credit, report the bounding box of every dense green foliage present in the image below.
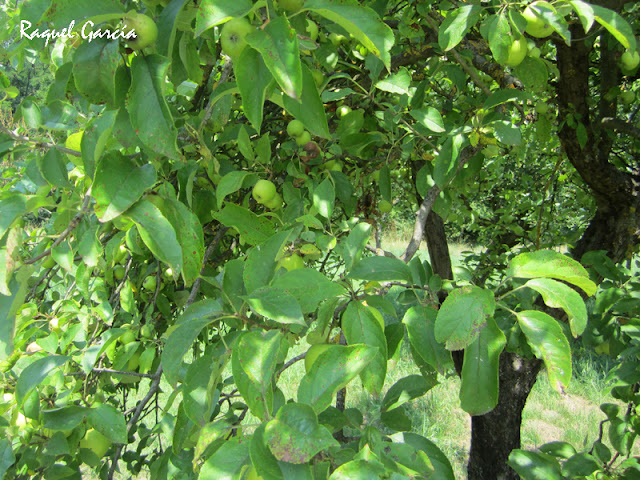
[0,0,640,479]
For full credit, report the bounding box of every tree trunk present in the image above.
[467,353,542,480]
[423,213,541,478]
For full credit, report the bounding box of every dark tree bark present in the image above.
[424,212,543,479]
[555,24,640,263]
[467,354,542,480]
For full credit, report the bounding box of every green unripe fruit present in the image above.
[80,429,112,458]
[252,180,277,204]
[42,256,56,269]
[220,17,254,59]
[287,119,305,137]
[279,254,304,271]
[119,329,136,345]
[140,324,154,339]
[535,101,549,114]
[620,50,640,71]
[277,0,304,12]
[620,91,636,104]
[114,265,126,281]
[379,200,393,213]
[337,105,352,118]
[523,1,556,38]
[295,131,312,146]
[142,275,157,291]
[263,193,283,210]
[125,13,158,50]
[505,38,527,67]
[329,33,346,47]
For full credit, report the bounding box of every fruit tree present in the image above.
[1,0,640,479]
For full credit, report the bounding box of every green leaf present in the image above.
[438,5,482,51]
[89,403,127,444]
[72,37,118,105]
[214,204,276,246]
[235,48,273,132]
[507,250,596,296]
[0,194,27,242]
[236,330,282,395]
[517,310,571,393]
[562,453,600,477]
[265,403,339,464]
[37,149,70,188]
[378,165,391,202]
[16,356,69,407]
[348,256,412,283]
[380,407,412,432]
[44,0,123,26]
[460,317,506,415]
[313,178,335,219]
[435,286,496,350]
[375,68,411,95]
[483,90,533,110]
[161,300,221,385]
[216,171,253,209]
[237,125,255,162]
[244,231,293,293]
[298,344,377,413]
[403,305,452,374]
[487,12,511,65]
[244,286,305,326]
[247,16,302,101]
[0,439,15,479]
[80,109,117,180]
[93,154,157,222]
[342,303,387,395]
[232,346,271,421]
[610,417,635,455]
[272,269,346,314]
[491,120,522,146]
[524,278,587,337]
[195,0,253,37]
[51,240,74,273]
[513,57,548,93]
[329,459,387,479]
[410,107,445,133]
[123,199,183,273]
[162,198,205,287]
[127,54,179,159]
[336,222,371,272]
[401,433,455,480]
[433,133,464,188]
[568,0,595,33]
[382,442,435,476]
[381,375,435,412]
[280,64,330,139]
[199,436,250,479]
[508,450,563,480]
[250,424,285,480]
[592,5,636,51]
[304,0,394,69]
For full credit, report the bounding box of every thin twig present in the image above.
[0,124,82,157]
[24,195,92,265]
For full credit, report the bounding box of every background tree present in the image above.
[0,0,639,479]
